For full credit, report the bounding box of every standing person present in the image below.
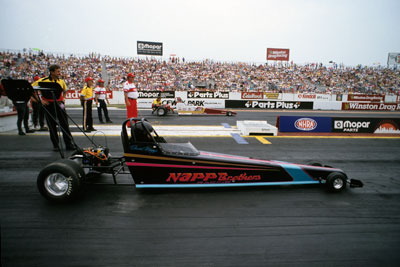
[13,98,34,135]
[123,73,138,126]
[31,75,47,131]
[31,64,75,151]
[80,77,96,132]
[94,79,112,124]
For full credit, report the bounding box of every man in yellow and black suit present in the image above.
[80,77,96,132]
[32,64,75,151]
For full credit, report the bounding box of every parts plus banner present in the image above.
[278,116,332,132]
[226,100,313,110]
[137,41,163,56]
[332,118,400,134]
[187,91,229,99]
[342,102,400,111]
[266,48,290,61]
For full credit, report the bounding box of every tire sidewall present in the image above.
[157,107,166,116]
[326,172,347,192]
[37,160,84,202]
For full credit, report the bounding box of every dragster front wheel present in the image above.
[37,159,85,203]
[326,172,347,192]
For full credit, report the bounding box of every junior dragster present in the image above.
[37,118,363,202]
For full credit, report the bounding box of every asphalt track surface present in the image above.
[1,109,400,266]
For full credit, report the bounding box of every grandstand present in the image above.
[0,49,399,96]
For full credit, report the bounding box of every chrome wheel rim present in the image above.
[44,173,69,196]
[333,178,344,189]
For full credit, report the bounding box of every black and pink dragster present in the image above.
[37,118,363,202]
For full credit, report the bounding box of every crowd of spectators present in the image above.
[1,50,399,96]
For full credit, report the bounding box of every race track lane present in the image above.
[1,109,400,266]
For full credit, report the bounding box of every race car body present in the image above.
[122,119,362,190]
[176,102,236,116]
[37,118,363,202]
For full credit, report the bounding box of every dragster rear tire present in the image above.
[157,107,167,116]
[66,154,87,178]
[37,159,85,203]
[326,172,347,192]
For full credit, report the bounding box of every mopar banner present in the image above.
[332,118,400,134]
[138,91,175,98]
[187,91,229,99]
[342,102,400,111]
[278,116,332,132]
[225,100,313,110]
[137,41,163,56]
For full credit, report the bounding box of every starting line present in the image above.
[2,124,399,145]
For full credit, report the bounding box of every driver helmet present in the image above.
[132,121,154,142]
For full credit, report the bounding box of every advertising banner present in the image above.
[387,52,400,66]
[137,41,163,56]
[333,118,400,134]
[294,94,332,101]
[225,100,313,110]
[296,94,316,100]
[187,91,229,99]
[264,92,281,99]
[241,92,263,99]
[342,102,400,111]
[266,48,290,61]
[279,116,332,132]
[138,91,175,98]
[65,90,113,99]
[347,94,384,102]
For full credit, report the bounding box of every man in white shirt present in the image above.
[94,79,112,123]
[123,73,138,126]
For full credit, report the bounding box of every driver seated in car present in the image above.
[152,95,174,114]
[152,96,162,112]
[175,97,202,111]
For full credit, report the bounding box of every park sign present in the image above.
[137,41,163,56]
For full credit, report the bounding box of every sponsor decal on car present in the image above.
[166,172,261,183]
[294,118,317,131]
